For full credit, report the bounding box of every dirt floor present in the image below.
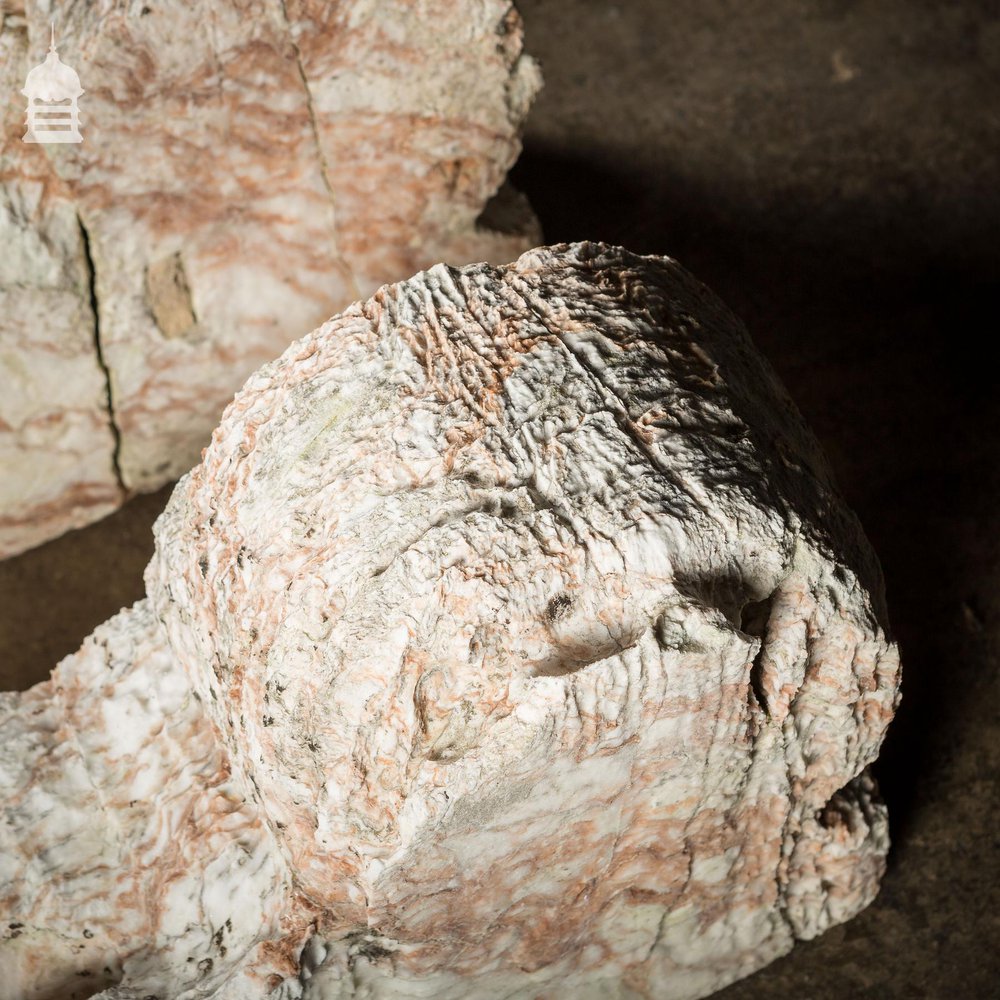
[2,1,998,996]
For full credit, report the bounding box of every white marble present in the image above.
[0,245,900,1000]
[0,0,540,557]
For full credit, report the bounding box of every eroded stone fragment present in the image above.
[0,244,901,1000]
[0,0,540,557]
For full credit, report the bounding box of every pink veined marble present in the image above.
[0,0,541,557]
[0,244,901,1000]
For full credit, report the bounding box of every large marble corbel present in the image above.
[0,244,900,1000]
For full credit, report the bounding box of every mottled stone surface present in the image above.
[0,10,121,556]
[0,244,900,1000]
[0,0,540,558]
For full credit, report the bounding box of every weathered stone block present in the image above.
[0,0,540,556]
[0,245,900,1000]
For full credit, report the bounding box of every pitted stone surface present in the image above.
[0,244,899,1000]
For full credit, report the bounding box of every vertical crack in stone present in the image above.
[277,0,361,301]
[740,594,775,717]
[78,213,125,491]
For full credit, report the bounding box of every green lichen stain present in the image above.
[294,378,394,466]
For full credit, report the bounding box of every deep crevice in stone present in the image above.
[78,213,124,492]
[741,594,775,715]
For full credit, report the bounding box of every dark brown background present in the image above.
[2,1,998,996]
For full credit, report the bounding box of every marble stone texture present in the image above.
[0,14,121,555]
[0,244,900,1000]
[0,0,540,558]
